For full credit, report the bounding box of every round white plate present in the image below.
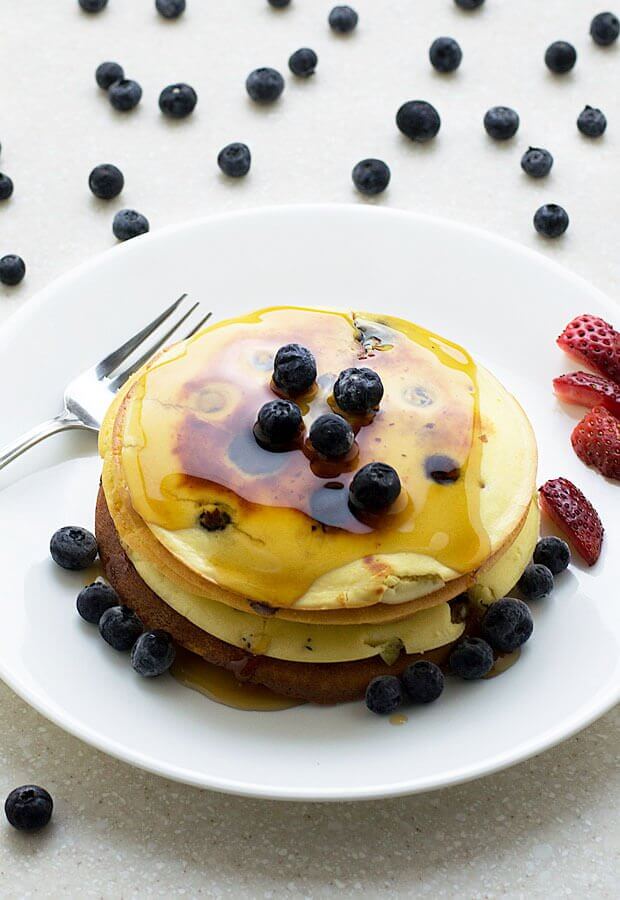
[0,206,618,801]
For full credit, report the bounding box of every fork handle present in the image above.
[0,413,85,472]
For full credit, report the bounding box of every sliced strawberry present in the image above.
[539,477,604,566]
[553,371,620,418]
[571,406,620,481]
[557,314,620,385]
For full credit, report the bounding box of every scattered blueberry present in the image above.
[289,48,318,78]
[109,79,142,112]
[425,454,460,484]
[577,105,607,138]
[481,597,534,653]
[520,147,554,178]
[254,399,303,449]
[273,343,317,395]
[351,159,391,196]
[0,255,25,286]
[309,414,355,459]
[155,0,186,18]
[483,106,519,140]
[349,462,401,513]
[449,637,494,679]
[159,83,197,118]
[518,563,554,600]
[268,0,291,6]
[0,173,14,201]
[533,536,571,575]
[88,163,124,200]
[76,582,119,625]
[217,142,251,177]
[99,605,144,651]
[334,367,384,412]
[5,786,53,831]
[365,675,403,715]
[113,209,150,241]
[402,661,445,703]
[246,68,285,103]
[329,5,358,34]
[131,630,176,676]
[429,37,463,73]
[533,204,569,238]
[455,0,484,8]
[50,526,97,570]
[95,61,124,90]
[396,100,441,142]
[79,0,108,11]
[590,11,620,46]
[545,41,577,74]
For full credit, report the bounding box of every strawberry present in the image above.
[553,371,620,418]
[557,314,620,385]
[571,406,620,481]
[539,477,604,566]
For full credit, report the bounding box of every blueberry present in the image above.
[483,106,519,140]
[0,173,14,201]
[76,582,119,624]
[396,100,441,142]
[79,0,108,11]
[402,661,444,703]
[273,343,317,395]
[289,48,318,78]
[349,462,401,513]
[533,204,569,238]
[449,637,494,679]
[95,61,124,90]
[5,786,53,831]
[577,106,607,138]
[351,159,391,196]
[309,414,354,459]
[329,5,358,33]
[425,454,460,484]
[0,254,25,286]
[520,147,554,178]
[217,142,251,177]
[334,367,384,412]
[246,68,285,103]
[156,0,186,18]
[454,0,484,8]
[518,563,554,601]
[545,41,577,74]
[131,630,176,676]
[590,12,620,46]
[88,163,124,199]
[481,597,534,653]
[429,37,463,73]
[268,0,291,6]
[113,209,150,241]
[50,526,97,570]
[254,399,303,449]
[159,83,197,118]
[533,536,571,575]
[365,675,403,715]
[109,79,142,112]
[99,605,144,651]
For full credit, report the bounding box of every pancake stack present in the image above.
[96,306,539,703]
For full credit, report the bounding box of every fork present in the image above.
[0,294,211,471]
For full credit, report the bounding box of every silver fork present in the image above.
[0,294,211,471]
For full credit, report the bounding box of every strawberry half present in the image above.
[539,477,604,566]
[571,406,620,481]
[553,371,620,418]
[557,314,620,385]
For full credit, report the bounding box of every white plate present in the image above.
[0,206,618,801]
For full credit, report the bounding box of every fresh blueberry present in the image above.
[545,41,577,74]
[254,399,303,449]
[454,0,484,8]
[309,414,355,459]
[483,106,519,140]
[131,630,176,676]
[0,173,14,201]
[533,204,569,238]
[590,12,620,46]
[334,367,384,412]
[99,605,144,651]
[533,536,571,575]
[50,526,97,570]
[289,48,318,78]
[155,0,186,18]
[246,68,285,103]
[402,661,444,703]
[5,786,53,831]
[481,597,534,653]
[425,454,460,484]
[577,105,607,138]
[109,79,142,112]
[520,147,554,178]
[429,36,463,73]
[79,0,108,11]
[88,163,124,199]
[217,142,251,177]
[365,675,403,715]
[76,582,119,625]
[95,61,124,90]
[349,462,401,513]
[159,83,197,118]
[518,563,554,600]
[329,5,358,33]
[449,637,494,679]
[273,343,317,395]
[268,0,291,6]
[0,255,25,286]
[113,209,150,241]
[396,100,441,142]
[351,159,391,196]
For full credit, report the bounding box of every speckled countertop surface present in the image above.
[0,1,618,896]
